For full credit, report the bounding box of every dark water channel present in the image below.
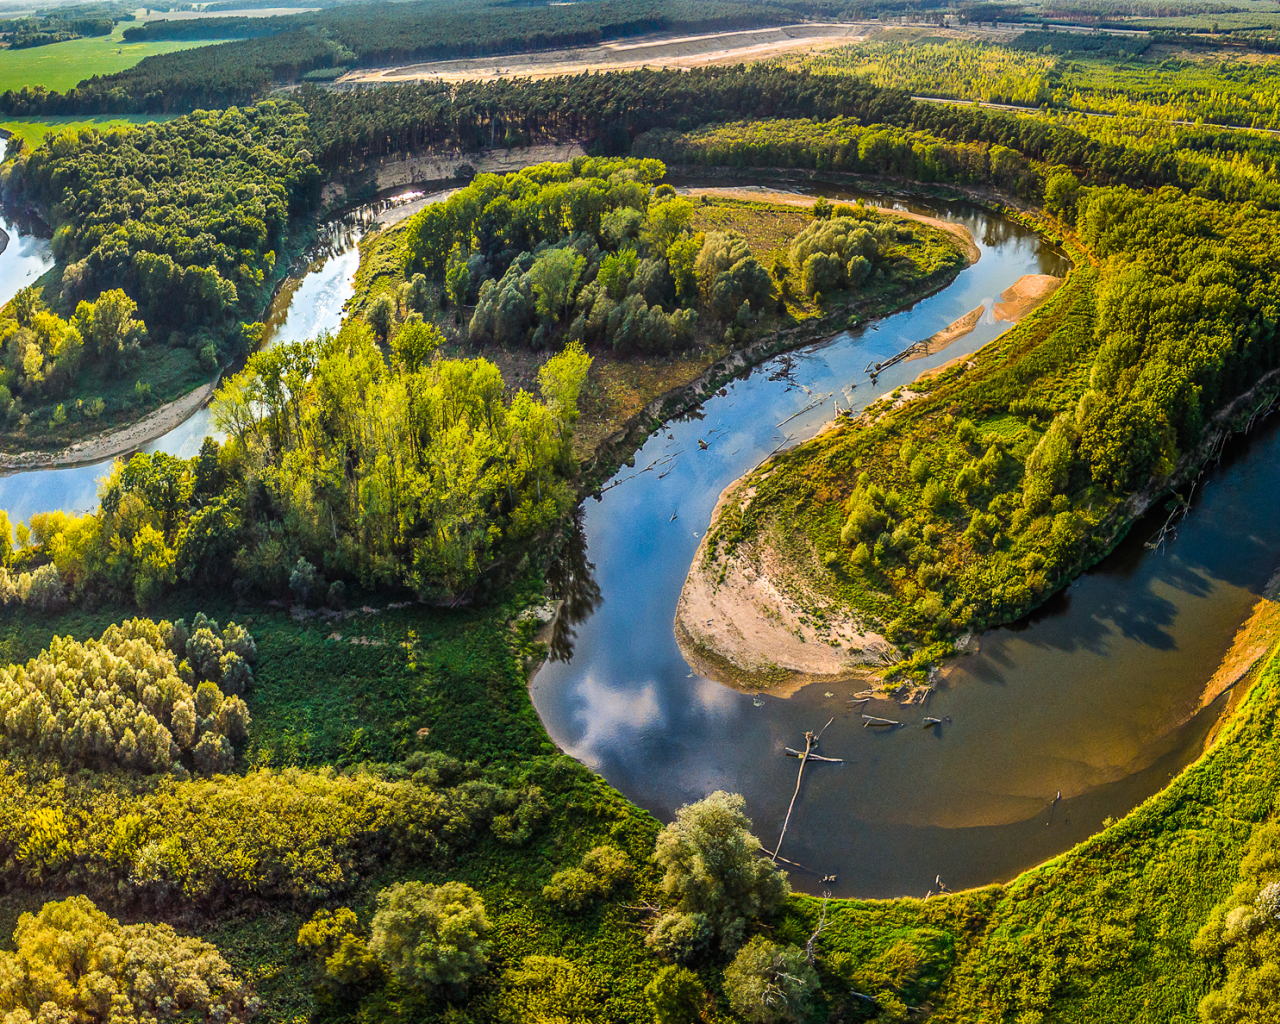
[531,181,1280,898]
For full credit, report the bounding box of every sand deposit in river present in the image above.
[674,476,893,695]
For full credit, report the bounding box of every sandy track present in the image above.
[339,23,867,84]
[0,379,218,472]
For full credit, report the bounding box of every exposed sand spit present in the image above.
[674,477,893,695]
[0,380,217,471]
[993,273,1062,321]
[913,274,1062,382]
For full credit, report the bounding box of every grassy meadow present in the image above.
[0,24,230,94]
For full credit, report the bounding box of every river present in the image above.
[0,180,1271,899]
[531,180,1276,898]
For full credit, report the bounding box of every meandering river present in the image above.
[531,180,1279,898]
[1,180,1275,898]
[0,191,441,520]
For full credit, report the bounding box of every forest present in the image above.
[6,10,1280,1024]
[3,101,316,348]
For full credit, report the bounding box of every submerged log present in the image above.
[785,747,843,762]
[923,717,942,727]
[862,715,900,727]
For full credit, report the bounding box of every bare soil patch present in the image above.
[339,23,868,84]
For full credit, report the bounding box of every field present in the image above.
[0,24,230,94]
[0,113,176,147]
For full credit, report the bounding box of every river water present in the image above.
[1,180,1274,898]
[530,180,1280,898]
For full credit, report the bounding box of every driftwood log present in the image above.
[772,717,838,863]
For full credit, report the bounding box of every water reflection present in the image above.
[546,510,603,663]
[531,182,1268,898]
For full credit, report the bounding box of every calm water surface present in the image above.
[531,181,1276,897]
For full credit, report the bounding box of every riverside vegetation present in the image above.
[3,32,1280,1024]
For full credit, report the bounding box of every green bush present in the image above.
[652,791,788,955]
[0,895,257,1022]
[722,936,818,1024]
[0,617,251,774]
[370,880,492,994]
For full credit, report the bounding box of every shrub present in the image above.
[289,556,323,605]
[370,881,491,994]
[0,618,250,774]
[496,955,602,1024]
[652,791,788,955]
[1257,881,1280,921]
[543,844,632,911]
[645,964,706,1024]
[647,911,712,964]
[723,937,819,1024]
[298,907,380,988]
[0,895,257,1023]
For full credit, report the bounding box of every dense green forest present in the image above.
[8,12,1280,1024]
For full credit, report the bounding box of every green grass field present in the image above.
[0,113,177,146]
[0,24,230,95]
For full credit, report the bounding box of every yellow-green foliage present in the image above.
[0,750,545,902]
[370,880,491,993]
[0,617,250,774]
[0,894,256,1023]
[542,844,633,912]
[1194,824,1280,1022]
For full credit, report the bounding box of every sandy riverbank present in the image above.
[0,379,217,471]
[674,266,1060,693]
[674,475,894,695]
[911,273,1062,381]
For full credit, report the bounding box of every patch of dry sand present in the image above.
[912,274,1062,382]
[340,24,868,84]
[674,477,893,695]
[993,273,1062,321]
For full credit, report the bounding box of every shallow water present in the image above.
[530,180,1270,898]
